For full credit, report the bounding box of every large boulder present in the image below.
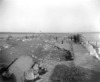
[9,55,34,82]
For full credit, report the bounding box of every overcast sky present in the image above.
[0,0,100,32]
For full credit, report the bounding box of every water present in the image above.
[82,33,100,42]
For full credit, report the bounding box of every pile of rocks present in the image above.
[24,62,47,82]
[81,39,100,60]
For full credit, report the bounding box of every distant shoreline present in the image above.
[0,32,99,34]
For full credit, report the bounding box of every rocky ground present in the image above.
[0,33,100,82]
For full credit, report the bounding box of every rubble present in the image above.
[3,44,11,49]
[43,44,51,51]
[24,61,48,82]
[81,39,100,60]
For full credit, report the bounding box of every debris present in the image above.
[38,66,47,75]
[43,44,51,51]
[82,40,100,60]
[3,44,10,48]
[24,62,47,81]
[24,69,39,81]
[54,43,72,51]
[22,39,26,42]
[22,39,32,42]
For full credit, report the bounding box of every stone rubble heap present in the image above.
[81,38,100,60]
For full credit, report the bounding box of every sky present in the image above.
[0,0,100,32]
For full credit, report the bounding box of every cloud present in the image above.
[0,0,100,32]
